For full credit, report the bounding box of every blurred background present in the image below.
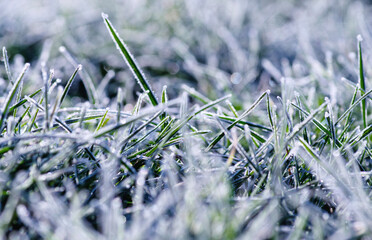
[1,0,372,108]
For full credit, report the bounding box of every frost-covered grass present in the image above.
[1,1,372,239]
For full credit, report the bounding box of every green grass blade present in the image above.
[357,35,367,129]
[335,87,372,125]
[49,86,63,130]
[116,88,123,125]
[0,63,29,133]
[94,108,109,133]
[43,70,54,131]
[2,47,13,84]
[9,88,42,112]
[161,85,168,104]
[102,13,158,106]
[203,112,272,132]
[59,46,97,105]
[286,100,328,144]
[59,65,82,107]
[266,94,275,131]
[295,95,309,143]
[226,100,239,118]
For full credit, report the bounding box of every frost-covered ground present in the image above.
[1,0,372,239]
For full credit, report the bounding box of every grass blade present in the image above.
[59,65,82,107]
[43,69,54,131]
[357,35,367,129]
[2,47,13,84]
[335,87,372,125]
[59,46,97,105]
[102,13,158,106]
[0,63,29,133]
[117,88,123,125]
[286,100,328,144]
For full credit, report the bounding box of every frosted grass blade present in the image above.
[2,47,13,84]
[335,88,372,125]
[357,35,367,129]
[102,13,158,106]
[59,65,82,107]
[0,63,29,133]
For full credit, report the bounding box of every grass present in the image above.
[0,1,372,239]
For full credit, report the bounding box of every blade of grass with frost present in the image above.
[49,114,103,126]
[102,13,158,106]
[116,88,122,124]
[188,123,209,145]
[226,100,239,118]
[161,86,168,104]
[339,126,360,152]
[94,99,180,138]
[124,93,146,150]
[357,35,367,129]
[341,85,359,139]
[2,47,13,84]
[51,84,72,128]
[153,117,174,143]
[325,105,337,147]
[335,87,372,125]
[0,63,29,133]
[59,65,82,107]
[244,125,259,163]
[213,118,267,144]
[277,96,293,132]
[339,120,353,142]
[78,104,88,129]
[203,112,272,132]
[59,46,97,105]
[160,85,168,121]
[43,70,54,131]
[27,93,47,132]
[94,109,109,133]
[9,88,42,112]
[28,77,60,132]
[12,77,23,119]
[286,101,328,144]
[295,95,309,143]
[206,91,268,151]
[14,104,32,133]
[349,124,372,145]
[266,94,275,131]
